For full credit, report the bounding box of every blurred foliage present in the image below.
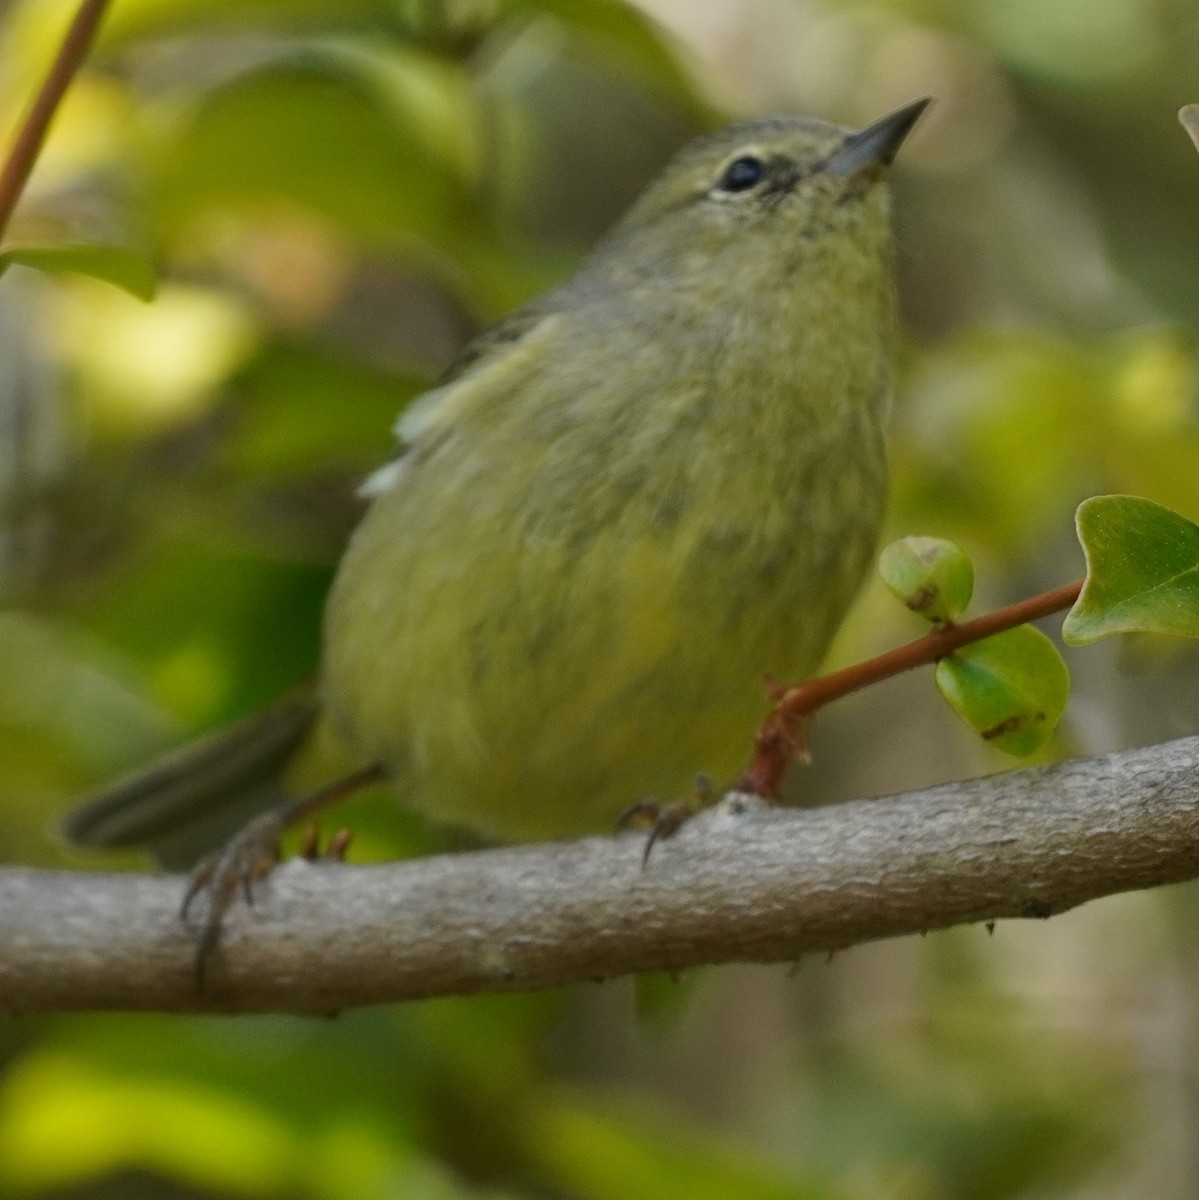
[0,243,156,300]
[2,0,1199,1197]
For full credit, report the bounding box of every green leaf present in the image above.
[878,536,974,623]
[154,56,476,252]
[506,0,710,114]
[222,341,427,481]
[935,627,1069,756]
[1063,494,1199,643]
[530,1093,834,1200]
[0,243,157,300]
[101,0,388,45]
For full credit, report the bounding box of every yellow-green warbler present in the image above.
[67,100,929,884]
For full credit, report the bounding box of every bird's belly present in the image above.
[321,438,885,841]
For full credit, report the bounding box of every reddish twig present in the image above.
[0,0,112,243]
[739,580,1084,798]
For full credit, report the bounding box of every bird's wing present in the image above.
[359,305,558,497]
[435,306,550,387]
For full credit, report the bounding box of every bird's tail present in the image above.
[63,690,320,868]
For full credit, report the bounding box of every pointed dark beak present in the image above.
[825,98,932,178]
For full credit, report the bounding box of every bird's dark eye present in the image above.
[716,155,765,193]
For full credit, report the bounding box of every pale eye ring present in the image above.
[715,155,765,193]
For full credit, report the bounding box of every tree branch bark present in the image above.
[4,733,1199,1015]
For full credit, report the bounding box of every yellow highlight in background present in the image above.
[0,1051,297,1194]
[52,280,259,436]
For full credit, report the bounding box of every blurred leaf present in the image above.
[927,1105,1090,1200]
[504,0,707,113]
[812,1056,1110,1200]
[879,536,974,623]
[101,0,391,44]
[0,612,171,774]
[896,330,1100,555]
[413,991,563,1106]
[935,627,1069,756]
[147,45,564,316]
[1106,326,1195,433]
[0,1021,497,1200]
[968,0,1157,85]
[340,39,483,187]
[83,539,329,725]
[530,1092,840,1200]
[0,243,156,300]
[154,55,477,252]
[57,280,258,434]
[632,970,702,1033]
[56,1010,428,1131]
[0,1051,299,1194]
[224,341,427,481]
[1064,494,1199,643]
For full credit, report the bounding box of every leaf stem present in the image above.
[0,0,112,245]
[739,580,1084,798]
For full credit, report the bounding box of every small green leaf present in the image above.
[155,57,474,253]
[1063,495,1199,644]
[0,243,157,301]
[878,536,974,623]
[935,626,1069,756]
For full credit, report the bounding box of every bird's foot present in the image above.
[619,775,719,867]
[181,807,288,989]
[179,762,384,989]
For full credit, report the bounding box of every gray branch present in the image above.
[4,733,1199,1015]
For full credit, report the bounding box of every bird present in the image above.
[65,98,929,936]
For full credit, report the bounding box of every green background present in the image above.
[3,0,1199,1196]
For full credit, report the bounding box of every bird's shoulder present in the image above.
[359,297,567,496]
[436,303,553,387]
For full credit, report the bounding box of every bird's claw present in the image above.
[181,808,287,988]
[181,813,356,988]
[617,799,694,868]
